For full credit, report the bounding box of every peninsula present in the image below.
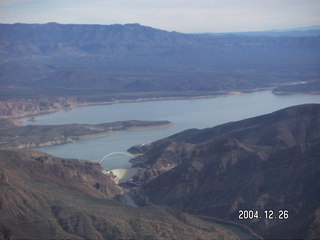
[0,120,172,148]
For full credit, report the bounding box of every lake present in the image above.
[22,91,320,169]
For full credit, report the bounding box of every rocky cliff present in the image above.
[130,104,320,239]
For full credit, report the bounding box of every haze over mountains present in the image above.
[1,22,320,99]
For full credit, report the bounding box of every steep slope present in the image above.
[130,104,320,239]
[0,148,238,240]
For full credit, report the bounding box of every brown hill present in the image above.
[0,148,238,240]
[130,104,320,239]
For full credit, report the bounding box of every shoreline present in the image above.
[4,83,319,122]
[1,88,274,121]
[5,94,233,121]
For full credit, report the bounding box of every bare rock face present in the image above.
[132,104,320,240]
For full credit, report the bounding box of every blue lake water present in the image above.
[22,91,320,169]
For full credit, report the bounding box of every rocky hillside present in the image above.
[0,148,238,240]
[130,104,320,239]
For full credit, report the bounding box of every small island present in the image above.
[0,120,172,148]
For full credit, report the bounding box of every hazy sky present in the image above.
[0,0,319,33]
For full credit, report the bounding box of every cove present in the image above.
[24,90,320,169]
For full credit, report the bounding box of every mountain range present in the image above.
[1,23,319,99]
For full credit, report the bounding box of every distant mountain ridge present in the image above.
[200,25,320,37]
[130,104,320,239]
[1,22,319,100]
